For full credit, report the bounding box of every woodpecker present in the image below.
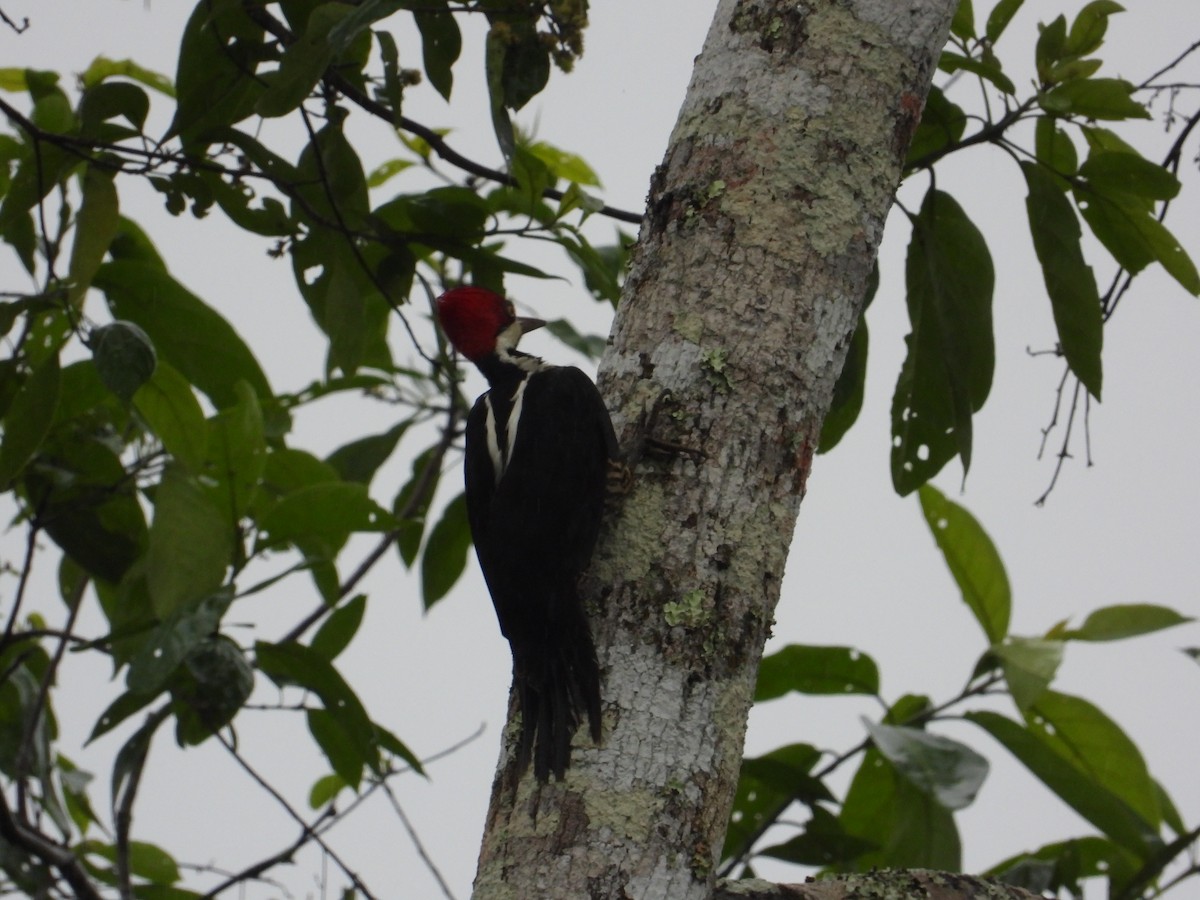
[436,286,614,781]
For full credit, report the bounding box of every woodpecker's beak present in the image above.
[517,316,546,335]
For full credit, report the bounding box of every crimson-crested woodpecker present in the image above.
[436,286,614,781]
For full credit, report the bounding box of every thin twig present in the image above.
[216,732,379,900]
[379,782,457,900]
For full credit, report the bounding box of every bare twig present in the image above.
[379,782,457,900]
[216,732,380,899]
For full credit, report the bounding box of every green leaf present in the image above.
[420,493,472,608]
[87,690,158,745]
[967,710,1160,858]
[309,772,347,809]
[759,806,877,867]
[723,743,825,863]
[80,56,175,96]
[94,262,273,410]
[1075,186,1200,294]
[938,51,1015,95]
[395,446,443,567]
[146,467,234,618]
[0,353,60,486]
[1035,15,1067,79]
[1063,603,1193,642]
[415,3,461,101]
[67,166,120,306]
[311,594,367,661]
[326,421,409,486]
[1042,78,1150,121]
[1030,691,1162,828]
[864,719,989,811]
[126,590,234,695]
[917,484,1011,643]
[543,319,607,360]
[905,86,967,167]
[1080,151,1181,203]
[839,748,961,870]
[528,141,601,187]
[256,4,350,117]
[1022,161,1103,398]
[1064,0,1124,57]
[203,381,267,524]
[985,0,1024,43]
[79,81,151,138]
[257,482,392,554]
[992,636,1063,712]
[24,434,146,584]
[80,839,182,886]
[1034,116,1078,179]
[892,190,994,493]
[133,362,208,473]
[485,28,515,160]
[294,117,370,232]
[819,309,866,454]
[950,0,975,39]
[991,836,1140,898]
[90,320,158,403]
[755,645,880,701]
[256,641,378,784]
[167,0,265,147]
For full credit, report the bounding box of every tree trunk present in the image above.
[473,1,957,897]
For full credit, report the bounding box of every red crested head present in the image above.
[435,286,544,362]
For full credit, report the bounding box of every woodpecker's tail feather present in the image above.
[512,612,602,782]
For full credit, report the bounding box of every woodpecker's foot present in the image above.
[606,459,634,497]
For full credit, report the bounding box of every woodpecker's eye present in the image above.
[504,301,516,318]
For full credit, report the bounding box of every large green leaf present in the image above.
[133,362,208,473]
[24,430,146,584]
[326,421,409,486]
[0,353,60,486]
[203,381,267,525]
[1022,161,1103,398]
[864,719,989,811]
[722,743,826,863]
[420,492,472,608]
[1042,78,1149,121]
[917,484,1011,643]
[1059,603,1193,642]
[755,645,880,701]
[256,4,352,118]
[167,0,266,146]
[256,641,378,786]
[892,190,994,494]
[311,594,367,662]
[967,710,1160,858]
[839,747,961,871]
[257,481,393,555]
[67,165,120,306]
[146,466,234,618]
[94,262,273,410]
[415,2,461,101]
[992,636,1063,712]
[1028,691,1161,829]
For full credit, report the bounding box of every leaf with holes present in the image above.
[755,645,880,701]
[892,190,994,494]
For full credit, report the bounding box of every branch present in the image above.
[239,0,642,225]
[713,870,1045,899]
[0,789,102,900]
[216,732,379,900]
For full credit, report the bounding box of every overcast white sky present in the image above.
[2,1,1198,898]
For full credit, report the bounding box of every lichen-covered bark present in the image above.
[473,1,957,897]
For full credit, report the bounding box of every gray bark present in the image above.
[473,1,958,897]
